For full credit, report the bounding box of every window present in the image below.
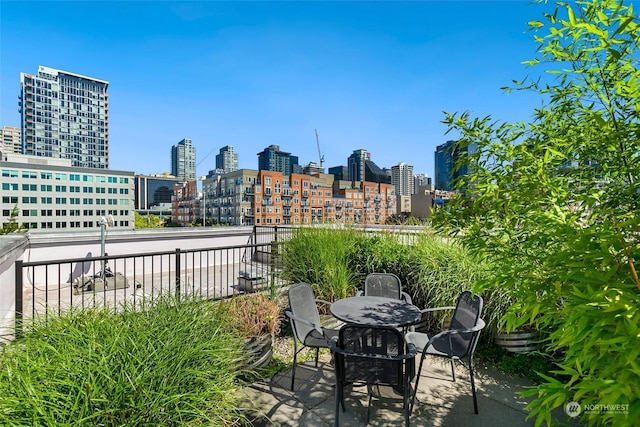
[119,188,128,194]
[83,187,93,193]
[95,176,106,183]
[83,198,93,205]
[119,177,128,184]
[2,183,18,191]
[70,186,80,192]
[70,174,80,181]
[108,177,117,183]
[55,197,67,204]
[40,172,52,180]
[2,169,18,178]
[40,197,53,204]
[55,173,67,180]
[22,171,37,179]
[83,175,93,182]
[40,185,53,192]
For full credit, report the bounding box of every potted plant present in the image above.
[218,293,282,369]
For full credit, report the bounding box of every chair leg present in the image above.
[315,347,320,367]
[365,384,373,425]
[450,359,456,382]
[404,366,412,427]
[334,379,340,427]
[291,340,299,391]
[469,355,479,414]
[409,353,427,416]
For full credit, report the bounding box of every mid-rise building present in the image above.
[19,65,109,168]
[303,162,324,176]
[134,174,184,210]
[215,145,238,173]
[391,162,414,196]
[196,169,396,226]
[328,165,349,181]
[414,174,432,193]
[1,126,21,154]
[171,138,196,180]
[171,180,198,227]
[257,145,300,176]
[1,153,134,231]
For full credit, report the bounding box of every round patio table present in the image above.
[330,296,422,328]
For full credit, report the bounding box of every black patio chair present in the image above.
[405,290,485,415]
[330,324,417,427]
[357,272,413,304]
[285,282,339,390]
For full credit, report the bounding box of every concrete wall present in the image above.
[0,235,29,341]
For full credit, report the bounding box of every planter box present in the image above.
[495,330,539,353]
[237,268,268,293]
[244,333,274,370]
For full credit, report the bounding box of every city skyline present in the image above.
[1,1,555,178]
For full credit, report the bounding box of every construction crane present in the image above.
[315,128,325,168]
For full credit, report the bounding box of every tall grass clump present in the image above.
[408,234,510,335]
[281,226,360,301]
[0,295,249,426]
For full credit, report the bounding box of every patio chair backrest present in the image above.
[444,290,483,358]
[336,325,405,386]
[364,273,402,300]
[288,282,322,344]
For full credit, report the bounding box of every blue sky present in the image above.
[1,0,555,178]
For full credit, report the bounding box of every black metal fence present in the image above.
[14,240,285,337]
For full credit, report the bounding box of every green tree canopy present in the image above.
[435,0,639,425]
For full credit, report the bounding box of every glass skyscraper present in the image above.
[435,140,476,191]
[19,66,109,169]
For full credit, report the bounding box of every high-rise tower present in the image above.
[347,149,370,182]
[0,126,21,154]
[257,145,299,176]
[171,138,196,180]
[19,65,109,168]
[391,162,414,196]
[215,145,238,173]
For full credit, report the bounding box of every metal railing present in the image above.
[14,241,285,338]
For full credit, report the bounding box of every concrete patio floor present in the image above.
[240,353,562,427]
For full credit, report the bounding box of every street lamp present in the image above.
[199,176,207,227]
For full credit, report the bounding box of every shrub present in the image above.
[0,296,249,426]
[218,293,283,337]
